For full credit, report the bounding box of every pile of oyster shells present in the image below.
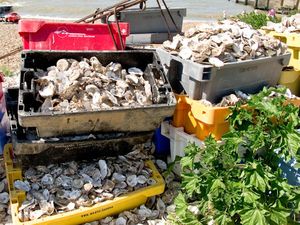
[198,91,250,108]
[262,13,300,33]
[198,87,296,108]
[93,160,180,225]
[35,57,161,112]
[0,159,12,225]
[162,19,287,67]
[14,143,177,223]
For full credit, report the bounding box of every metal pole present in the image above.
[161,0,181,33]
[156,0,172,39]
[296,0,300,10]
[75,0,130,23]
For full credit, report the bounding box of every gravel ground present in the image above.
[0,24,22,75]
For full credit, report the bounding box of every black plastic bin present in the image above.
[18,50,176,138]
[6,88,153,164]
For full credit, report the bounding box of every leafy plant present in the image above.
[0,65,13,77]
[174,87,300,225]
[236,12,281,29]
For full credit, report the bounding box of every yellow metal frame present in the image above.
[4,144,165,225]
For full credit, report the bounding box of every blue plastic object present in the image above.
[0,128,7,154]
[279,158,300,186]
[153,126,170,157]
[0,111,4,122]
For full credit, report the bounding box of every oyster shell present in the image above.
[16,147,161,222]
[126,175,138,187]
[262,13,300,34]
[56,59,70,72]
[36,58,163,113]
[112,173,126,183]
[155,160,167,171]
[163,19,287,67]
[0,193,9,204]
[14,180,31,192]
[115,217,127,225]
[41,174,54,186]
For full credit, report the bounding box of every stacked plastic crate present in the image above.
[156,44,291,162]
[3,19,177,225]
[263,31,300,96]
[0,73,8,154]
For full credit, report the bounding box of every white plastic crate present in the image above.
[161,121,204,162]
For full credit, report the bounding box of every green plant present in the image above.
[236,12,281,29]
[174,87,300,225]
[0,65,13,77]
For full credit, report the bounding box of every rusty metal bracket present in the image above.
[75,0,180,47]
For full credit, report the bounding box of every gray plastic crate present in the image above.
[119,7,186,34]
[6,88,153,162]
[18,50,176,138]
[157,48,291,103]
[126,33,178,45]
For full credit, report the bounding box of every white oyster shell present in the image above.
[14,180,31,192]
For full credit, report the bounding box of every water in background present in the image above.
[2,0,253,21]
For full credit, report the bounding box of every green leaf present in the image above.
[180,155,194,170]
[181,173,201,197]
[240,208,267,225]
[210,179,226,193]
[269,208,289,225]
[174,192,188,217]
[174,193,203,225]
[242,190,260,204]
[215,213,233,225]
[249,171,267,192]
[287,132,300,157]
[294,163,300,169]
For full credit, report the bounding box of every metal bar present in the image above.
[161,0,181,33]
[114,7,125,50]
[106,17,118,50]
[266,0,270,9]
[296,0,300,9]
[92,8,100,24]
[83,0,147,24]
[156,0,172,39]
[75,0,130,23]
[254,0,258,8]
